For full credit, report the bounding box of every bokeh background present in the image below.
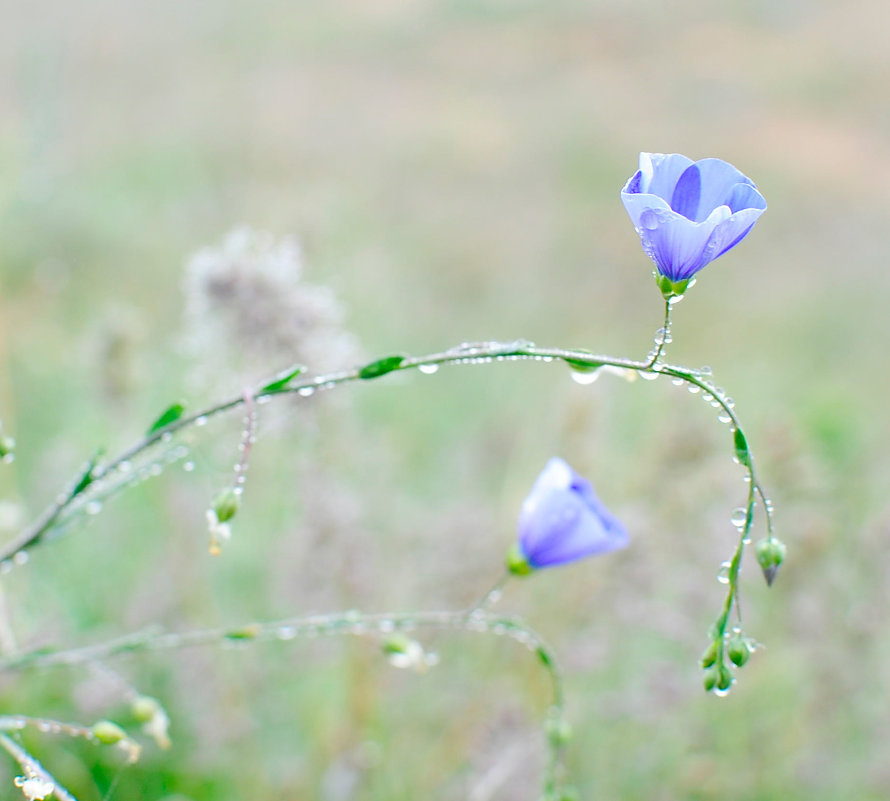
[1,1,888,799]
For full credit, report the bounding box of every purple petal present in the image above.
[637,208,729,281]
[709,206,767,260]
[687,159,752,221]
[641,153,695,201]
[671,164,702,221]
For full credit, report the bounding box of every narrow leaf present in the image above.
[71,450,103,497]
[733,428,751,467]
[147,402,186,435]
[259,364,306,394]
[358,355,406,380]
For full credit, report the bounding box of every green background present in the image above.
[1,1,888,798]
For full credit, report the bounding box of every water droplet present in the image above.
[639,371,659,381]
[195,416,208,427]
[0,560,12,575]
[718,413,732,424]
[160,432,173,443]
[713,684,733,697]
[717,562,731,584]
[570,368,600,385]
[119,461,133,472]
[85,501,103,515]
[276,626,297,640]
[297,387,315,397]
[730,508,747,529]
[687,385,701,394]
[2,454,13,464]
[640,209,661,230]
[378,619,395,633]
[183,461,196,472]
[419,364,439,375]
[671,377,684,386]
[13,551,28,566]
[257,395,272,405]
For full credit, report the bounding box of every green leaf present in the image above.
[562,350,602,373]
[358,355,406,380]
[147,402,186,435]
[71,451,103,497]
[733,428,751,467]
[259,364,306,394]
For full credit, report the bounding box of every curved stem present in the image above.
[1,339,774,568]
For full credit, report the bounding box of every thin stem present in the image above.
[0,732,78,801]
[1,338,774,576]
[466,573,510,614]
[646,299,673,368]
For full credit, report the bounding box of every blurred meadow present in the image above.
[1,0,889,798]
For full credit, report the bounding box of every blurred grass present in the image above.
[2,0,890,798]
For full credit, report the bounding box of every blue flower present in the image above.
[621,153,766,296]
[508,458,628,573]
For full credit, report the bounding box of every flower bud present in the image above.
[92,720,126,745]
[727,635,753,667]
[755,537,786,586]
[212,489,240,523]
[131,695,161,724]
[545,717,573,747]
[700,641,719,668]
[0,435,15,459]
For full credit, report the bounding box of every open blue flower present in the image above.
[509,458,628,573]
[621,153,766,295]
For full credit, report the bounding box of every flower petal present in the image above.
[640,153,695,201]
[638,212,723,281]
[620,189,673,230]
[709,206,767,260]
[686,159,753,221]
[671,164,703,221]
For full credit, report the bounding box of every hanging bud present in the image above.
[0,435,15,458]
[545,716,573,747]
[727,635,753,667]
[700,640,719,668]
[92,720,126,745]
[755,537,786,586]
[212,489,239,523]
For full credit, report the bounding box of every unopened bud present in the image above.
[131,696,160,724]
[0,435,15,458]
[755,537,786,586]
[727,635,753,667]
[212,489,239,523]
[700,641,719,668]
[546,717,573,747]
[92,720,126,745]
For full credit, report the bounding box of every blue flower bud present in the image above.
[514,458,628,570]
[622,153,766,287]
[755,537,786,586]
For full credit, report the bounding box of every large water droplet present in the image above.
[195,416,209,427]
[571,368,600,385]
[730,508,747,529]
[717,561,731,584]
[85,501,103,515]
[297,387,315,397]
[640,209,661,230]
[419,364,439,375]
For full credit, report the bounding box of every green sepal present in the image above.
[755,537,786,586]
[506,543,534,576]
[147,402,186,435]
[259,364,307,394]
[358,355,406,379]
[655,273,695,299]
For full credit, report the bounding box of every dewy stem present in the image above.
[646,299,673,368]
[1,337,774,569]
